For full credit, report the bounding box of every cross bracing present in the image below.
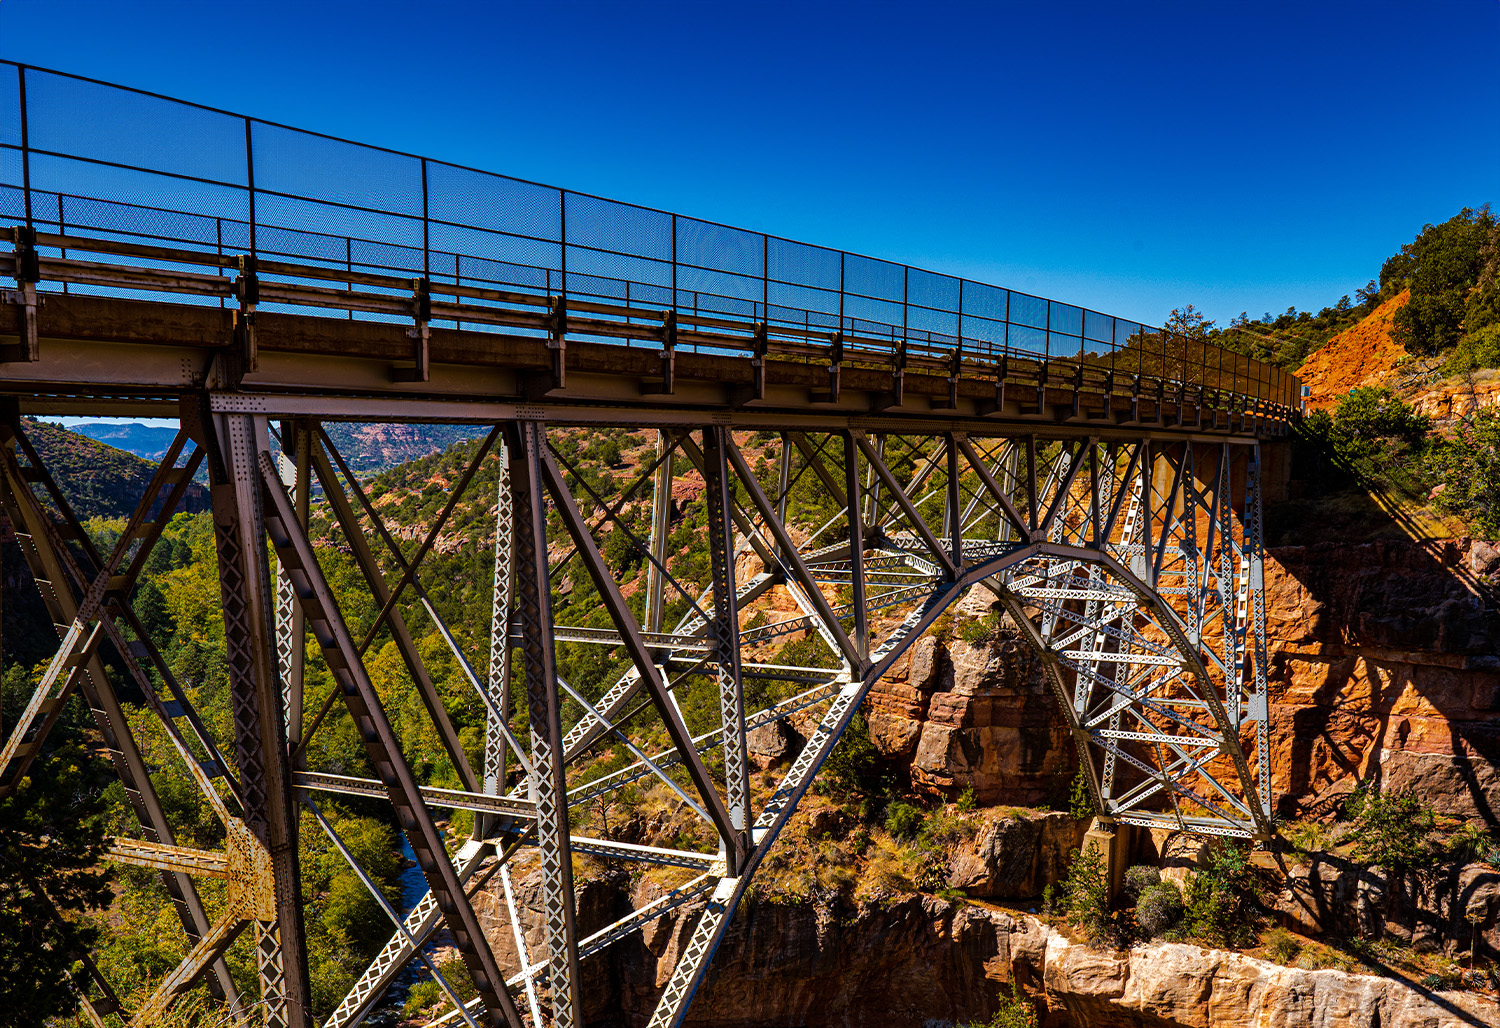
[1,405,1277,1028]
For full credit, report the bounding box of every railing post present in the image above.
[17,65,31,230]
[244,118,256,256]
[762,233,769,325]
[420,157,430,279]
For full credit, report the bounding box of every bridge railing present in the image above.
[0,61,1299,412]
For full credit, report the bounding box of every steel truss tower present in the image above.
[1,403,1274,1028]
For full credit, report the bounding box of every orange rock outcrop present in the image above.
[1297,291,1409,410]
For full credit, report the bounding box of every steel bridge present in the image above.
[0,63,1295,1028]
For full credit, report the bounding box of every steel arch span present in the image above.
[1,405,1275,1028]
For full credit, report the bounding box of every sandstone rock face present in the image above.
[1264,539,1500,822]
[1040,934,1497,1028]
[866,607,1075,807]
[1407,370,1500,428]
[745,717,802,770]
[491,882,1498,1027]
[948,812,1088,899]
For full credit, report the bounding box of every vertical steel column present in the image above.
[864,433,884,526]
[945,433,962,567]
[485,437,514,799]
[703,427,751,845]
[275,419,310,760]
[204,407,311,1028]
[1245,444,1273,822]
[644,429,675,635]
[506,420,582,1028]
[842,432,868,663]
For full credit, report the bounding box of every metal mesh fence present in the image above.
[0,60,1299,408]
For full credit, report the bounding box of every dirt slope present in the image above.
[1296,290,1409,410]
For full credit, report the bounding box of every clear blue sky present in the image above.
[2,0,1497,329]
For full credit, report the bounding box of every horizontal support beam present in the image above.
[105,837,228,879]
[292,771,535,819]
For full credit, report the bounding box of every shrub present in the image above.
[957,611,1003,644]
[819,711,885,803]
[885,801,924,841]
[1263,926,1302,964]
[1122,864,1161,899]
[1437,322,1500,375]
[1322,387,1431,463]
[403,980,442,1017]
[1135,881,1184,939]
[960,982,1037,1028]
[1342,788,1438,872]
[1283,820,1331,855]
[1447,821,1496,863]
[957,786,978,813]
[921,805,976,846]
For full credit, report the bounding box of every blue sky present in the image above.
[2,0,1497,332]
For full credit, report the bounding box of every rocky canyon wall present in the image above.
[472,871,1498,1028]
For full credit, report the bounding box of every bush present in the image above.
[1135,881,1184,939]
[819,711,885,803]
[957,611,1003,644]
[1437,322,1500,375]
[885,801,924,841]
[403,980,442,1017]
[957,786,978,813]
[960,982,1037,1028]
[1321,387,1431,463]
[1122,864,1161,899]
[1341,787,1437,872]
[1263,926,1302,964]
[1448,821,1497,863]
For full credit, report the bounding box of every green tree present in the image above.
[1305,386,1430,467]
[1429,409,1500,536]
[0,721,112,1026]
[1383,206,1497,355]
[1061,843,1114,946]
[1466,219,1500,335]
[1182,842,1257,947]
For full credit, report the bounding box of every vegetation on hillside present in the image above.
[1169,204,1500,546]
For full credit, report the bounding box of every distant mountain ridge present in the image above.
[21,419,211,520]
[63,419,486,478]
[67,422,181,461]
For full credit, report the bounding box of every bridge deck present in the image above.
[0,235,1291,440]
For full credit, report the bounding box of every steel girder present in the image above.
[3,408,1275,1028]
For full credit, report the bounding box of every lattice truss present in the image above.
[0,403,1273,1028]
